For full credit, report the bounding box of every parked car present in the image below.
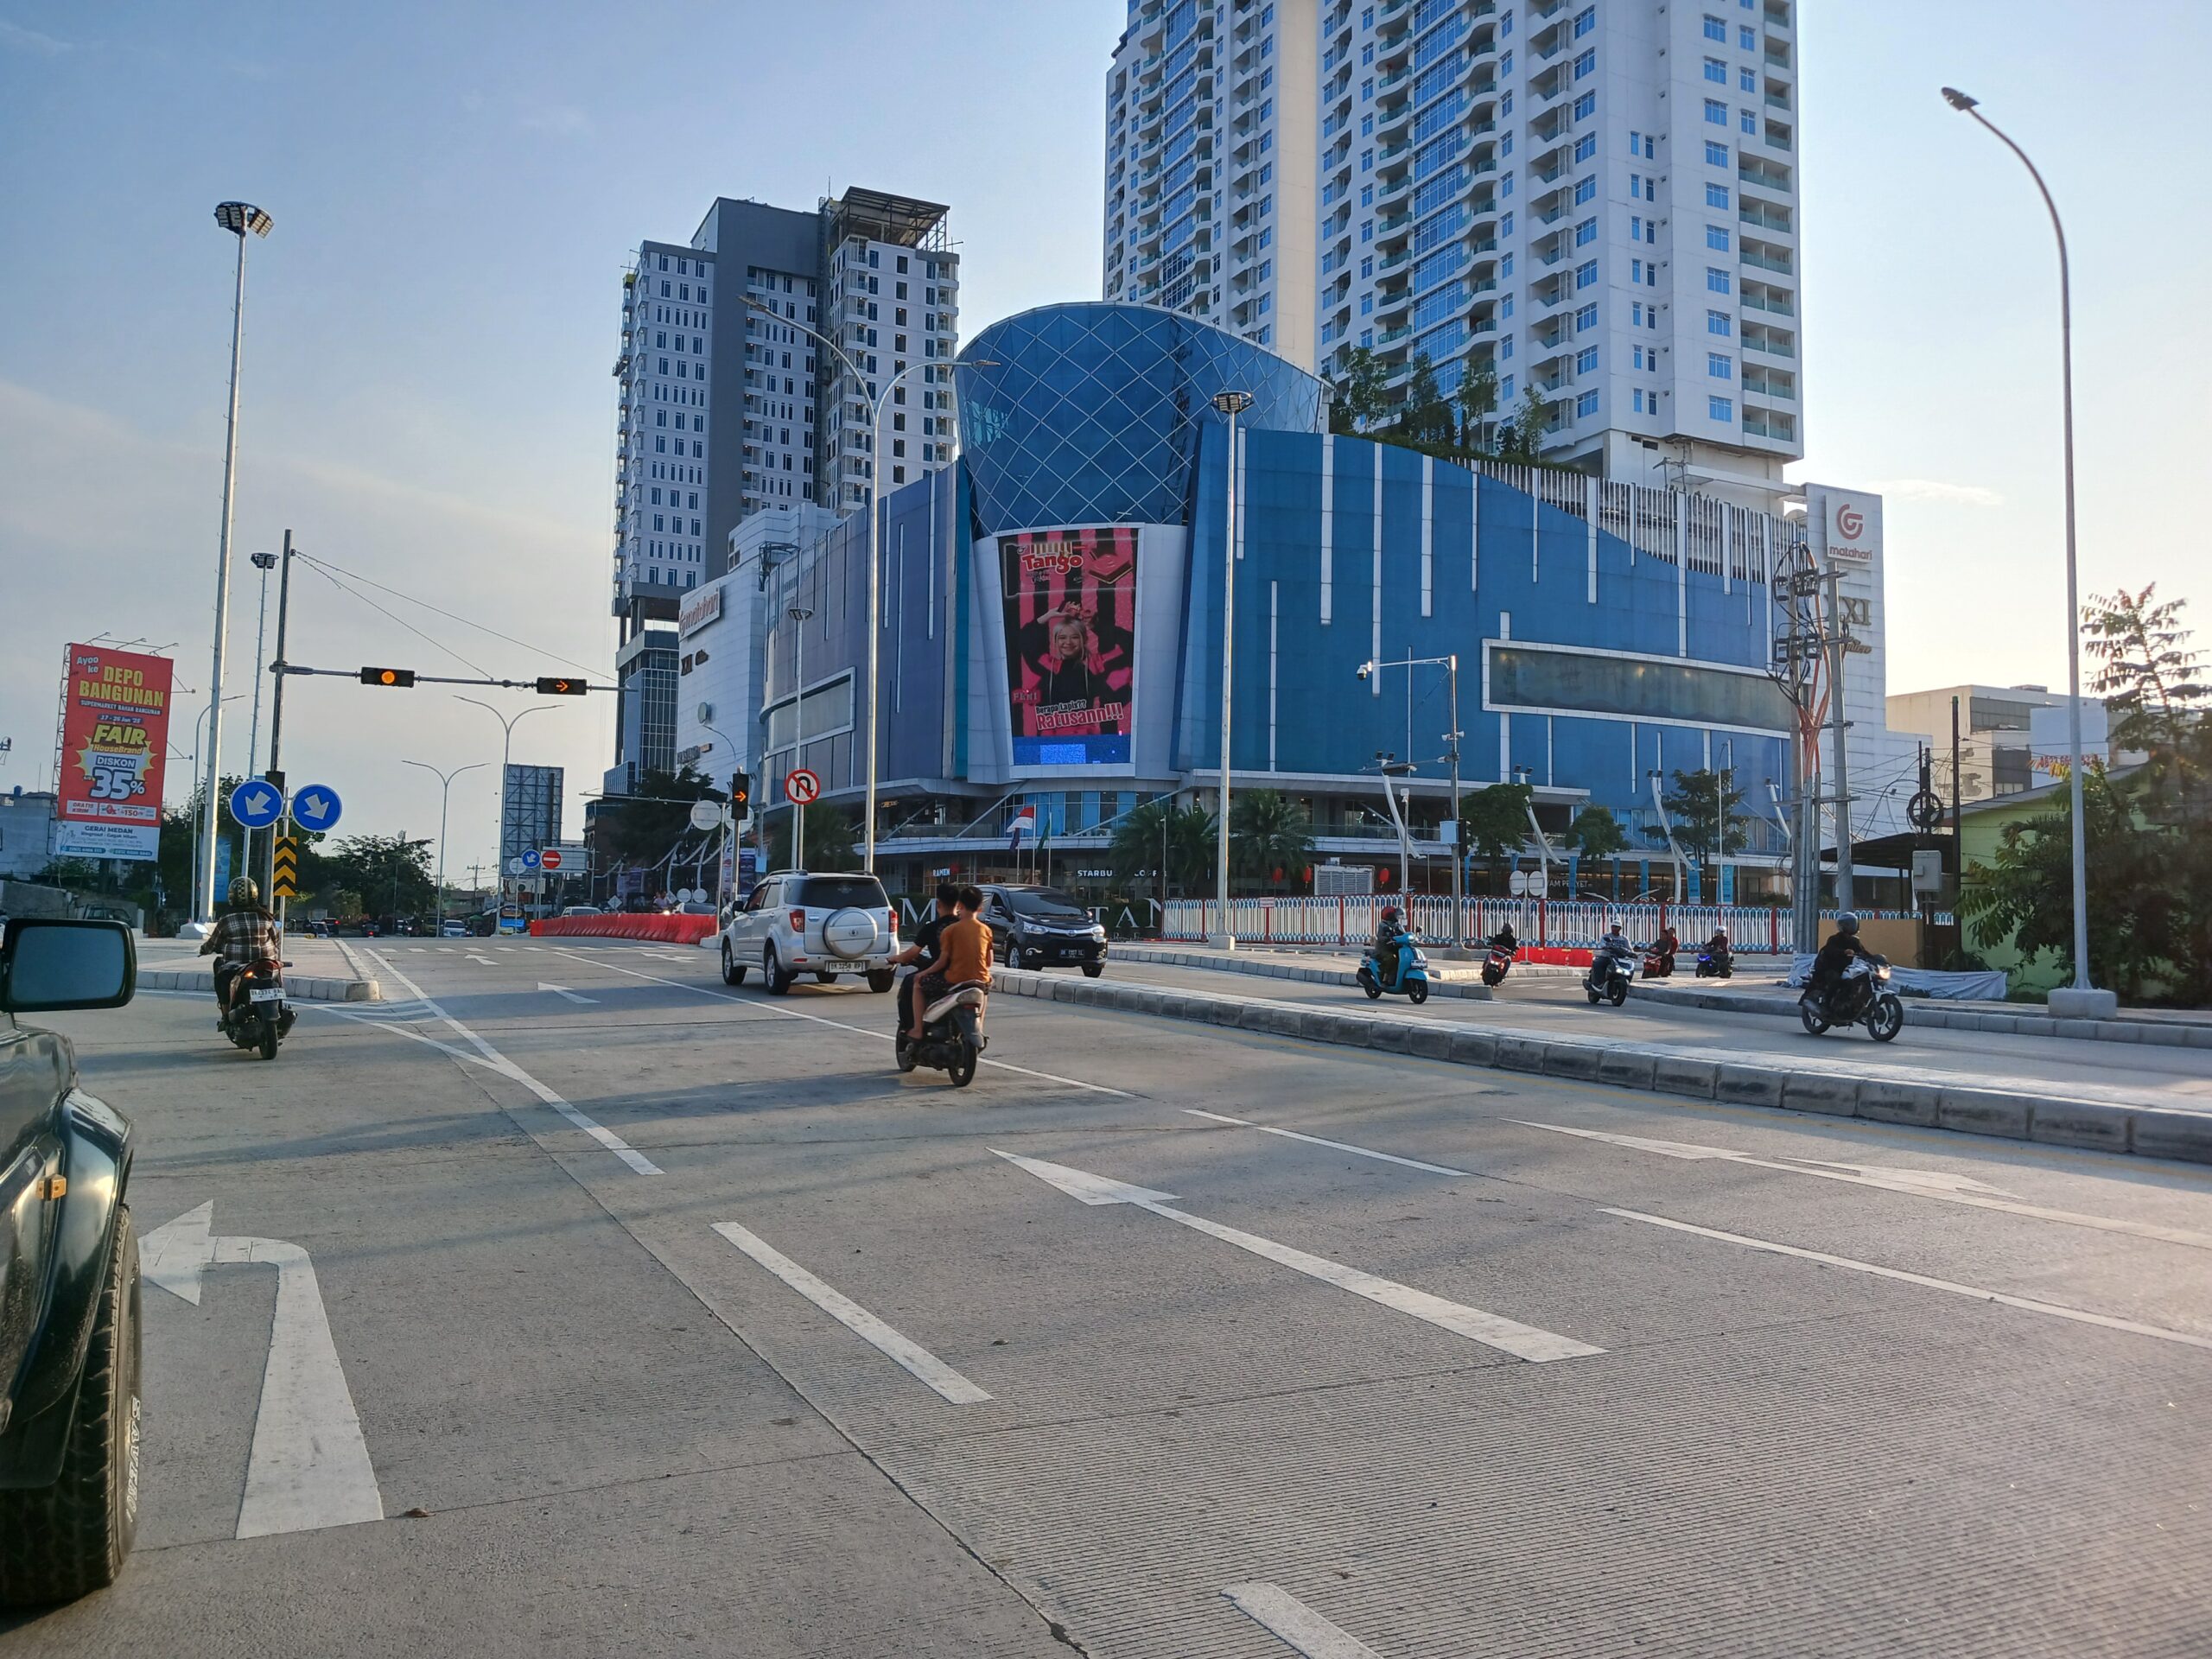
[0,919,141,1606]
[560,905,601,918]
[438,920,468,938]
[979,884,1109,977]
[719,870,897,995]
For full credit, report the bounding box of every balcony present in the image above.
[1740,244,1793,276]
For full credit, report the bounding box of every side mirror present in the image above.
[0,919,137,1014]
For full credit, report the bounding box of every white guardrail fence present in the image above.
[1161,896,1931,955]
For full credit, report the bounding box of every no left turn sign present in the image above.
[785,768,822,805]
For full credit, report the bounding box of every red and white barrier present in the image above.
[529,913,717,944]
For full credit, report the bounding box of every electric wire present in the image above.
[300,561,499,680]
[293,552,598,677]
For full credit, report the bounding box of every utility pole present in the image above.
[1210,390,1252,950]
[1824,566,1855,913]
[260,531,295,924]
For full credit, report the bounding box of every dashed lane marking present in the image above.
[711,1221,990,1405]
[1603,1207,2212,1352]
[545,949,1133,1098]
[365,950,660,1174]
[1184,1109,1473,1178]
[1223,1584,1386,1658]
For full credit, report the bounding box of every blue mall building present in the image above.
[689,303,1809,901]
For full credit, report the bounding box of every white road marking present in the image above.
[365,950,660,1174]
[547,948,1133,1098]
[466,953,496,965]
[537,982,598,1004]
[1185,1109,1473,1177]
[1223,1584,1385,1658]
[435,947,455,953]
[712,1220,990,1404]
[142,1203,383,1537]
[1602,1206,2212,1352]
[994,1151,1601,1363]
[1521,1121,2212,1251]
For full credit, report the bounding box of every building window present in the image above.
[1707,266,1732,294]
[1708,353,1733,379]
[1740,24,1757,48]
[1742,107,1758,133]
[1574,6,1596,37]
[1707,308,1732,335]
[1574,175,1596,205]
[1574,302,1598,330]
[1575,217,1598,245]
[1706,140,1730,166]
[1704,98,1728,124]
[1707,225,1731,251]
[1573,92,1596,120]
[1739,66,1758,92]
[1704,57,1726,83]
[1576,389,1599,417]
[1706,182,1730,208]
[1575,259,1598,289]
[1708,395,1734,422]
[1573,48,1595,79]
[1576,346,1599,373]
[1703,13,1727,40]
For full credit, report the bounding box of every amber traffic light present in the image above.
[729,771,751,823]
[359,666,416,688]
[535,676,587,696]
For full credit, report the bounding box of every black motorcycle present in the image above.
[1799,955,1904,1042]
[222,955,291,1061]
[1695,945,1734,979]
[1480,939,1517,988]
[897,980,987,1086]
[1584,950,1634,1007]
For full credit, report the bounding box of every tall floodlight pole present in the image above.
[456,698,558,906]
[403,760,485,931]
[1210,391,1252,950]
[195,201,273,926]
[1364,653,1466,945]
[1942,88,2107,1017]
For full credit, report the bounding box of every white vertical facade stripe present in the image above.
[1497,610,1511,782]
[1370,444,1383,697]
[1268,581,1280,771]
[1530,488,1541,582]
[1420,455,1434,618]
[1675,494,1689,658]
[1319,434,1334,626]
[1470,471,1481,591]
[1585,475,1599,604]
[1721,505,1733,595]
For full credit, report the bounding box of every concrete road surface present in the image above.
[6,937,2208,1656]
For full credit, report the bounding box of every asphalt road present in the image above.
[7,937,2209,1656]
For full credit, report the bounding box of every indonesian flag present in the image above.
[1007,804,1038,849]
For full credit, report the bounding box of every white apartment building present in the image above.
[1103,0,1322,370]
[1105,0,1804,507]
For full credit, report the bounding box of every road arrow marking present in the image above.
[1516,1122,2212,1250]
[142,1202,383,1537]
[992,1151,1601,1363]
[1603,1207,2212,1353]
[1224,1584,1385,1658]
[712,1222,990,1404]
[537,982,597,1004]
[466,953,496,965]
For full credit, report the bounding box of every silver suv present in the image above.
[719,871,898,995]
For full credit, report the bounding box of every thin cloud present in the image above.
[0,18,70,52]
[1866,478,2004,508]
[516,103,590,137]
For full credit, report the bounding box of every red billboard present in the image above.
[1001,526,1138,766]
[54,643,175,862]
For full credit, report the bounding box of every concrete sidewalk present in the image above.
[1004,962,2212,1167]
[133,934,382,1002]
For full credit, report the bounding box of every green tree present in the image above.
[1229,789,1316,890]
[1563,804,1629,859]
[763,804,858,874]
[316,833,435,918]
[588,766,721,869]
[1110,797,1181,895]
[1395,353,1454,452]
[1453,360,1499,461]
[2086,583,2209,811]
[326,888,363,922]
[1329,346,1390,435]
[1459,783,1534,891]
[1643,768,1750,876]
[1498,383,1553,461]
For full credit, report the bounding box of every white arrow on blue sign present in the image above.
[291,785,343,831]
[228,779,286,829]
[521,849,541,869]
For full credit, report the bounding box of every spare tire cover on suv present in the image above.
[821,908,880,960]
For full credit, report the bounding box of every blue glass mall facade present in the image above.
[752,302,1800,899]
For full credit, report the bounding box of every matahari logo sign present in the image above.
[1826,494,1878,564]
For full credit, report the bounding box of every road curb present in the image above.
[995,967,2209,1167]
[1630,979,2210,1050]
[137,963,382,1003]
[1109,944,1496,1000]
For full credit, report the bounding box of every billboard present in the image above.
[54,643,175,862]
[1000,526,1138,766]
[501,765,563,868]
[1806,483,1882,567]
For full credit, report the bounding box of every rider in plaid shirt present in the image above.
[199,877,283,1027]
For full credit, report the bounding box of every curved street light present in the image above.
[1939,88,2107,1017]
[403,760,486,931]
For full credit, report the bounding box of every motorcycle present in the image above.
[1479,939,1517,988]
[897,980,988,1085]
[222,955,292,1061]
[1641,944,1677,979]
[1799,955,1904,1042]
[1695,945,1734,979]
[1583,950,1634,1007]
[1357,929,1431,1005]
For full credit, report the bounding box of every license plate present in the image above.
[250,988,283,1003]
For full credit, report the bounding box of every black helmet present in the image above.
[1835,912,1860,935]
[228,876,259,906]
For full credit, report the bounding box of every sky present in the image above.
[0,1,2204,880]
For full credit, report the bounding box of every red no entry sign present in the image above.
[539,849,564,870]
[785,768,822,804]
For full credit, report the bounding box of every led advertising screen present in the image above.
[1001,526,1137,766]
[54,642,175,862]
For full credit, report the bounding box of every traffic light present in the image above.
[535,676,588,696]
[729,771,751,824]
[359,666,416,688]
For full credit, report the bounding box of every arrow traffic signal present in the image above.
[535,676,588,696]
[359,666,416,688]
[729,771,751,824]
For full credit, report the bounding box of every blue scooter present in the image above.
[1357,927,1432,1004]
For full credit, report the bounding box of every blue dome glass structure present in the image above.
[955,302,1326,536]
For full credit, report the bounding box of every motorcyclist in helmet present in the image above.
[199,875,284,1029]
[1372,905,1407,988]
[1806,912,1874,1007]
[1587,916,1636,992]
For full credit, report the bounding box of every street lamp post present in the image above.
[455,698,560,916]
[741,296,992,874]
[195,200,273,928]
[403,760,485,931]
[1210,391,1253,950]
[1363,654,1465,945]
[1941,87,2110,1018]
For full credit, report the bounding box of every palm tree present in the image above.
[1230,789,1316,891]
[1109,798,1219,897]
